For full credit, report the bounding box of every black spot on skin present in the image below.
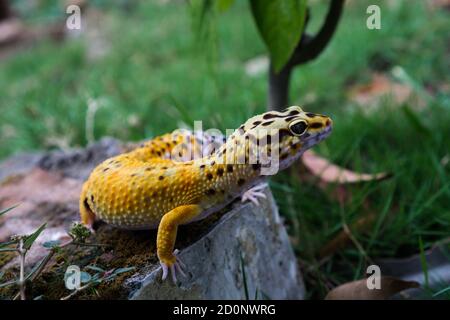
[280,153,289,160]
[278,128,293,140]
[130,173,137,177]
[221,148,227,155]
[145,167,153,171]
[162,166,168,169]
[252,163,261,170]
[206,189,216,196]
[239,125,245,130]
[288,110,300,116]
[252,121,262,127]
[226,164,233,173]
[158,176,164,180]
[169,198,173,202]
[178,152,183,157]
[237,178,246,186]
[210,161,215,166]
[310,122,322,129]
[306,112,315,118]
[200,164,205,169]
[156,151,162,156]
[206,173,213,180]
[217,168,224,176]
[284,116,297,122]
[90,195,95,203]
[102,168,109,172]
[166,142,171,147]
[83,198,91,210]
[161,148,165,153]
[263,113,279,120]
[261,120,275,126]
[139,143,145,148]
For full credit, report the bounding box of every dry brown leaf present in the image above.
[0,168,82,269]
[348,73,412,107]
[426,0,450,10]
[319,211,376,258]
[325,277,420,300]
[302,150,390,184]
[0,168,82,240]
[0,168,81,205]
[0,18,24,45]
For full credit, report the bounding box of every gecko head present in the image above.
[237,106,333,172]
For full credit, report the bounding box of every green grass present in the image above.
[1,0,449,299]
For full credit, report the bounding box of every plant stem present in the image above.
[268,0,345,110]
[60,283,92,300]
[18,239,26,300]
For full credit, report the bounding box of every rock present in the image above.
[130,188,304,300]
[37,137,124,180]
[0,139,305,300]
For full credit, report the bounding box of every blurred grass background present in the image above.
[0,0,449,298]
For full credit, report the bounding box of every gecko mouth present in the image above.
[300,124,333,150]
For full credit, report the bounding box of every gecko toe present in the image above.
[160,262,169,280]
[160,249,187,283]
[241,184,268,206]
[170,265,177,283]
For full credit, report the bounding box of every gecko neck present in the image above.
[194,129,263,195]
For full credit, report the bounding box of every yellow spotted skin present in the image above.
[79,106,332,274]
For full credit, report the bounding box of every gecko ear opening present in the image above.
[289,120,308,136]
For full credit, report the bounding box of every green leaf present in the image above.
[0,279,17,288]
[25,255,48,281]
[216,0,235,12]
[23,223,47,250]
[0,204,19,217]
[113,267,135,275]
[0,240,18,249]
[418,236,429,290]
[86,265,105,273]
[189,0,219,69]
[433,286,450,297]
[401,106,432,137]
[250,0,307,72]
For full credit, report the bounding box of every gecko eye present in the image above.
[289,120,308,136]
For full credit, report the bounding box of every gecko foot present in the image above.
[241,183,268,206]
[160,249,186,283]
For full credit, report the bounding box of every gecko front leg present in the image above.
[157,204,201,283]
[241,183,268,206]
